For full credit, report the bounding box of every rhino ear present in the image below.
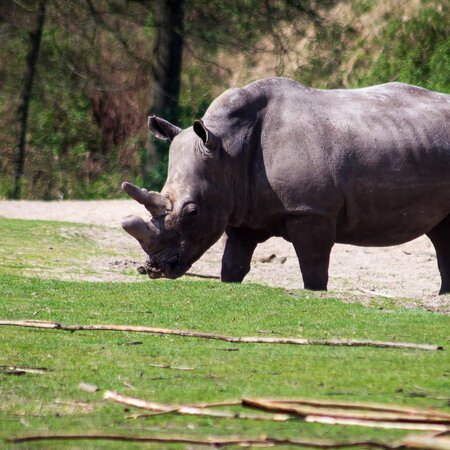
[148,116,181,141]
[193,119,219,151]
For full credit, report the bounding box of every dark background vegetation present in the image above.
[0,0,448,200]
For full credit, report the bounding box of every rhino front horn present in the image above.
[121,215,160,252]
[122,182,170,217]
[122,215,151,241]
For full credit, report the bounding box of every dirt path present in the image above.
[1,200,448,313]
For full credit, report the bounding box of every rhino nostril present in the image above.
[166,255,178,264]
[144,254,178,277]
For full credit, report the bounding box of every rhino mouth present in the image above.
[144,255,190,279]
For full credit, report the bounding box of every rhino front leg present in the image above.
[286,216,335,291]
[221,226,259,282]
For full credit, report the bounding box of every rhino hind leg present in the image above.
[221,226,260,282]
[286,216,335,291]
[427,215,450,295]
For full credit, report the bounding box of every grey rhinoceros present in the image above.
[122,77,450,294]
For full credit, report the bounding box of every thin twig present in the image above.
[356,289,397,299]
[185,271,221,280]
[148,363,194,371]
[0,320,442,351]
[5,433,401,448]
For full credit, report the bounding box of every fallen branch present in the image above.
[356,289,397,299]
[0,320,442,351]
[104,391,450,432]
[126,399,243,418]
[4,433,399,448]
[267,398,450,419]
[8,432,450,449]
[127,396,450,421]
[242,399,450,431]
[0,365,48,375]
[305,416,449,432]
[185,272,220,280]
[402,435,450,449]
[104,391,290,421]
[148,362,194,371]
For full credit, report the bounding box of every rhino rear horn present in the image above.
[122,182,170,217]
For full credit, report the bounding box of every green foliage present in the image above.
[1,1,449,199]
[295,21,355,89]
[0,1,150,199]
[351,0,375,15]
[350,7,450,92]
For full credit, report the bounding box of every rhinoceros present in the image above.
[122,77,450,294]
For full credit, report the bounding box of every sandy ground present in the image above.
[1,200,449,313]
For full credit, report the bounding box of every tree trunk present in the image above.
[11,0,47,199]
[143,0,185,188]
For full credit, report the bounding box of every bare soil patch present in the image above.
[1,200,448,313]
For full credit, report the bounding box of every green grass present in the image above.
[0,218,449,449]
[0,218,141,280]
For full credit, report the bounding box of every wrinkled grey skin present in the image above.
[122,77,450,294]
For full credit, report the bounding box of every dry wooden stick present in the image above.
[402,435,450,449]
[435,430,450,437]
[242,399,450,432]
[4,433,400,448]
[168,397,450,422]
[243,399,450,423]
[105,391,450,432]
[126,397,450,422]
[0,320,443,350]
[0,365,48,375]
[305,416,449,432]
[266,398,450,419]
[104,390,290,421]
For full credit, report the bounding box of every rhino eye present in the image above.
[184,203,198,216]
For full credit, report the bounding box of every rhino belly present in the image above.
[336,183,450,246]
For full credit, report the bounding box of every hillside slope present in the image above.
[217,0,449,93]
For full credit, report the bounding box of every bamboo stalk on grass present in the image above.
[0,320,443,350]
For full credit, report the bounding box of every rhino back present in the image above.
[211,78,450,245]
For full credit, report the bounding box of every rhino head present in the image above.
[122,116,233,279]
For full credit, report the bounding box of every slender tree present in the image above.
[11,0,47,199]
[144,0,185,186]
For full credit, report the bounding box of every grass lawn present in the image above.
[0,218,449,449]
